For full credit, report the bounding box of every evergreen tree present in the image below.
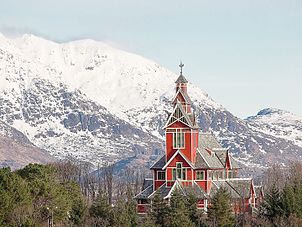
[150,191,170,227]
[0,167,33,226]
[89,191,113,226]
[112,197,138,227]
[169,189,194,227]
[282,182,302,218]
[260,183,285,225]
[186,192,207,227]
[207,187,234,227]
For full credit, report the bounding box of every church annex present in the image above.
[134,63,263,214]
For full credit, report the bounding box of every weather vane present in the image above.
[179,61,184,75]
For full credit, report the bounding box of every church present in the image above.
[134,63,263,214]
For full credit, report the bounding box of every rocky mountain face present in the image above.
[0,33,301,173]
[0,120,54,169]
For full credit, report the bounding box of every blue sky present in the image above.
[1,0,301,118]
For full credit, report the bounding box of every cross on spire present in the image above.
[179,61,184,75]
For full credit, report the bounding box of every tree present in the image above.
[0,167,33,226]
[169,189,194,227]
[207,187,234,227]
[186,192,207,227]
[260,183,285,226]
[89,191,113,226]
[150,192,170,227]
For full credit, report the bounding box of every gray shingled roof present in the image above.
[213,148,228,166]
[175,74,188,83]
[150,155,166,169]
[212,181,242,199]
[149,183,172,199]
[226,178,252,199]
[229,155,240,169]
[195,148,224,169]
[134,184,153,200]
[142,179,153,190]
[183,182,208,199]
[199,133,223,150]
[198,133,240,169]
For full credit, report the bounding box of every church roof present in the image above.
[172,88,192,105]
[199,133,223,150]
[148,183,172,199]
[134,184,153,200]
[197,133,240,169]
[183,182,209,199]
[150,155,166,169]
[210,178,253,199]
[164,101,197,129]
[175,74,188,83]
[195,148,224,169]
[142,178,153,190]
[226,178,253,199]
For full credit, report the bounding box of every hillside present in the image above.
[0,33,301,172]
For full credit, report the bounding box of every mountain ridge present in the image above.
[0,33,301,173]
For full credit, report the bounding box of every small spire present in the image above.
[179,61,184,75]
[175,61,188,84]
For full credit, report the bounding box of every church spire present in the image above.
[175,61,188,84]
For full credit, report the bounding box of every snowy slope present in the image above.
[0,33,301,171]
[246,108,302,148]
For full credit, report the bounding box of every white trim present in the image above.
[172,129,185,149]
[171,88,191,105]
[196,170,205,180]
[162,149,194,170]
[148,183,166,199]
[197,149,211,168]
[157,171,166,181]
[226,150,233,169]
[164,101,193,129]
[164,180,185,199]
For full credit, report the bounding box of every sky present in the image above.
[1,0,301,118]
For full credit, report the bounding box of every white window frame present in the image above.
[196,170,205,180]
[173,129,185,149]
[157,171,166,181]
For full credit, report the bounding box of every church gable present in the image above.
[165,102,193,128]
[163,150,194,169]
[172,88,192,105]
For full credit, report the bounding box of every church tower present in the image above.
[162,62,199,187]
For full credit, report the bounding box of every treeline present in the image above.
[1,161,302,226]
[0,160,144,226]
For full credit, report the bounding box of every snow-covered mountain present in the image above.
[246,108,302,148]
[0,33,301,173]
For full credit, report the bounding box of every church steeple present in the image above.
[175,62,188,84]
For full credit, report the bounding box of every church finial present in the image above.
[179,61,184,75]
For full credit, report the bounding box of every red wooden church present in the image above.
[134,63,263,214]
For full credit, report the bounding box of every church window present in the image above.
[196,170,205,180]
[173,129,185,148]
[172,162,187,180]
[172,169,177,180]
[182,168,187,180]
[177,162,182,179]
[157,171,165,180]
